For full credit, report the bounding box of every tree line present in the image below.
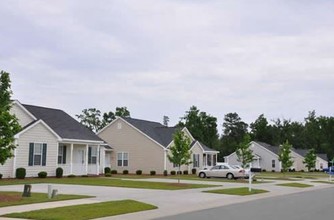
[77,105,334,161]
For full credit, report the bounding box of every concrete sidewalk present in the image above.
[0,178,333,220]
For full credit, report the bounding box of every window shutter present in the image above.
[88,147,92,164]
[28,143,34,166]
[42,143,47,166]
[63,145,67,164]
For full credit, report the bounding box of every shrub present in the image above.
[16,168,26,179]
[123,170,129,175]
[170,170,176,175]
[163,170,168,176]
[150,170,156,176]
[105,173,112,177]
[56,167,63,178]
[68,174,76,178]
[191,168,197,175]
[262,169,267,172]
[104,167,111,174]
[301,169,305,172]
[183,170,188,175]
[0,173,3,179]
[271,170,275,173]
[177,171,182,175]
[81,175,89,177]
[38,171,47,178]
[111,170,117,174]
[136,170,142,175]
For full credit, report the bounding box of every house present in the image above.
[224,141,328,171]
[0,101,106,178]
[97,117,219,174]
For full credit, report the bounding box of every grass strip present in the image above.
[312,181,334,184]
[204,187,268,196]
[0,177,215,190]
[0,191,92,207]
[276,183,313,188]
[3,199,157,220]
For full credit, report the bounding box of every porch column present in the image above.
[12,139,17,178]
[70,144,73,174]
[96,145,100,175]
[85,144,89,174]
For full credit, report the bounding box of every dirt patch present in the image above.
[0,193,22,202]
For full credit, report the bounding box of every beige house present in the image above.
[224,141,328,172]
[98,117,219,174]
[0,101,106,178]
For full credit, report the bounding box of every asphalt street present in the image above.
[155,186,334,220]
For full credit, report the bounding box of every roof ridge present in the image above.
[22,103,64,112]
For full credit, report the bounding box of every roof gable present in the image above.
[22,104,104,142]
[253,141,280,156]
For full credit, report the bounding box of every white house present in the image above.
[0,101,107,178]
[224,141,328,171]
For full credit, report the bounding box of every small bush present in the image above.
[136,170,142,175]
[0,173,3,179]
[105,173,112,177]
[123,170,129,175]
[81,175,89,177]
[191,168,197,175]
[183,170,188,175]
[301,169,305,172]
[56,167,63,178]
[104,167,111,174]
[150,170,156,176]
[68,174,76,178]
[38,171,47,178]
[170,170,176,175]
[16,168,26,179]
[163,170,168,176]
[262,169,267,172]
[271,170,275,173]
[177,171,182,175]
[111,170,117,174]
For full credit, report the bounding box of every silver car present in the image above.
[198,164,246,179]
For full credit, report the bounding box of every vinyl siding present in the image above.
[0,158,14,178]
[10,103,35,127]
[98,119,165,174]
[291,151,307,171]
[16,123,59,177]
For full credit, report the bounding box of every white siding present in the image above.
[10,103,34,127]
[0,158,14,178]
[316,157,328,170]
[16,123,59,177]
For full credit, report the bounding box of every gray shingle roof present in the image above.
[23,104,104,142]
[317,153,328,161]
[293,148,309,157]
[122,117,178,147]
[199,142,218,152]
[255,141,280,155]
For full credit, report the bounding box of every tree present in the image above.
[0,71,21,165]
[278,140,294,173]
[167,129,192,183]
[178,106,219,149]
[163,115,169,126]
[220,112,248,158]
[236,134,254,168]
[250,114,273,144]
[303,148,317,172]
[76,107,131,133]
[76,108,102,133]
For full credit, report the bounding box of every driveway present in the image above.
[0,178,333,219]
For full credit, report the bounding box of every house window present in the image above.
[272,160,275,168]
[29,143,47,166]
[58,145,67,164]
[193,154,200,168]
[88,146,97,164]
[117,152,128,167]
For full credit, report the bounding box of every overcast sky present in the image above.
[1,0,333,130]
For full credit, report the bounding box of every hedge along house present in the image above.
[97,117,219,174]
[0,101,106,178]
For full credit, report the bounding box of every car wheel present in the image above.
[199,172,206,178]
[226,173,234,180]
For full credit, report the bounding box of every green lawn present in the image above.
[276,183,313,188]
[3,200,157,220]
[312,181,334,184]
[256,171,328,180]
[0,191,92,207]
[204,187,268,196]
[0,177,216,190]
